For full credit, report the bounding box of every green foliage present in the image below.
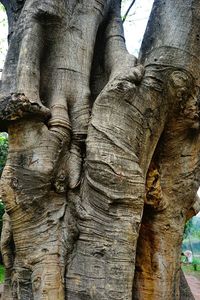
[0,265,5,283]
[0,202,4,222]
[182,216,200,268]
[182,263,200,276]
[183,216,200,241]
[183,219,194,240]
[182,240,200,255]
[0,133,8,176]
[192,257,200,265]
[182,257,200,273]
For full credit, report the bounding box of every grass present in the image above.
[182,260,200,281]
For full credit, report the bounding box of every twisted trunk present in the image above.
[0,0,200,299]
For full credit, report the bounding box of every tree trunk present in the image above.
[133,1,200,299]
[180,269,195,300]
[0,0,200,299]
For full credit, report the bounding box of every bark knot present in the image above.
[0,93,51,130]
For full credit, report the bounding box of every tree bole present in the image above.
[0,0,200,299]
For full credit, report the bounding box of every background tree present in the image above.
[0,0,200,299]
[0,3,7,73]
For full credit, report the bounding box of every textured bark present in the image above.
[133,1,200,299]
[179,269,195,300]
[186,194,200,220]
[0,1,111,298]
[0,0,200,300]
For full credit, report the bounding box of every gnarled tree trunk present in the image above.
[0,0,199,299]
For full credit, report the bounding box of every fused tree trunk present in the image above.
[0,0,200,299]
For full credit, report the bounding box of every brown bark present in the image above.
[0,0,200,299]
[0,0,110,298]
[133,1,200,299]
[186,194,200,220]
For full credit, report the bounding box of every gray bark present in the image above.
[0,0,199,299]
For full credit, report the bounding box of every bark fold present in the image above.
[0,0,200,299]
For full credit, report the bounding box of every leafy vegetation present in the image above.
[0,265,4,283]
[0,133,8,176]
[182,263,200,279]
[182,215,200,279]
[183,216,200,249]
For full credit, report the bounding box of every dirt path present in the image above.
[185,275,200,300]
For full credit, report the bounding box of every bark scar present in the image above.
[145,161,167,211]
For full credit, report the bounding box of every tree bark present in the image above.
[186,194,200,220]
[0,0,200,299]
[133,1,200,299]
[179,269,195,300]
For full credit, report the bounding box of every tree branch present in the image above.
[122,0,136,23]
[0,0,25,38]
